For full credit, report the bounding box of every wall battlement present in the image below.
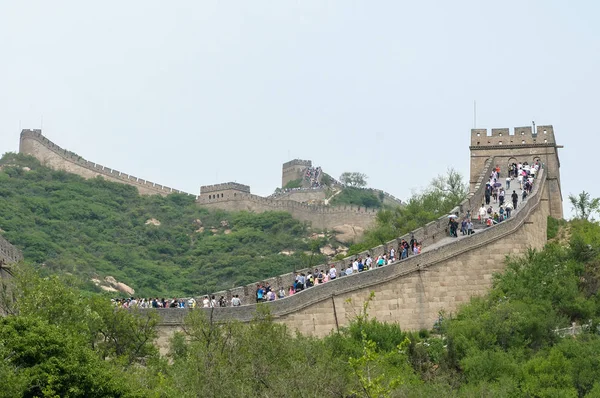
[470,125,556,147]
[200,182,251,194]
[196,189,378,229]
[197,191,378,214]
[19,130,195,197]
[282,159,312,169]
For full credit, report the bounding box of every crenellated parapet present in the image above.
[200,182,250,195]
[282,159,312,169]
[19,130,195,197]
[470,125,556,148]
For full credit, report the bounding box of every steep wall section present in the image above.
[0,234,23,265]
[197,192,377,230]
[270,188,328,203]
[155,164,548,343]
[19,130,194,197]
[200,158,494,304]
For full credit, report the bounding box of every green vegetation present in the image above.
[3,219,600,396]
[282,178,302,189]
[347,168,468,255]
[340,171,368,187]
[0,153,326,297]
[547,216,567,240]
[320,172,334,186]
[330,187,384,209]
[569,190,600,221]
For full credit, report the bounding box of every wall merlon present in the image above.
[200,182,251,194]
[470,125,556,147]
[491,128,510,137]
[282,159,312,169]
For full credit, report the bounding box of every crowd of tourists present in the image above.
[112,297,194,309]
[449,160,540,236]
[304,166,322,188]
[254,238,422,303]
[112,294,244,309]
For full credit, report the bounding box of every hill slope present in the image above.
[0,153,327,297]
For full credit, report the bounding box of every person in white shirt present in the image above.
[389,248,395,261]
[365,255,373,270]
[329,265,337,280]
[231,295,241,306]
[478,204,487,224]
[352,259,359,273]
[203,296,210,308]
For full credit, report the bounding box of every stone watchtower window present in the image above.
[476,132,480,137]
[499,141,502,145]
[544,130,547,134]
[522,140,525,144]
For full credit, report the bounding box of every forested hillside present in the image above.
[0,153,327,297]
[2,219,600,396]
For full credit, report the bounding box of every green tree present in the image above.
[340,172,368,187]
[569,191,600,220]
[431,167,469,207]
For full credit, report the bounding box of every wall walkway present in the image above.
[152,158,550,349]
[19,130,194,197]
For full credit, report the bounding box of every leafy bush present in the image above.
[283,178,302,189]
[330,187,382,209]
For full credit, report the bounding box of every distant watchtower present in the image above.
[199,182,250,202]
[281,159,312,188]
[469,125,563,219]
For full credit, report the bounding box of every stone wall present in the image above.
[19,130,195,197]
[197,192,378,230]
[271,188,328,203]
[0,234,23,265]
[150,164,548,344]
[282,159,311,188]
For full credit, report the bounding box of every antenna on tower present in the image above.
[532,120,536,134]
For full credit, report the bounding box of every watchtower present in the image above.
[469,125,563,218]
[281,159,312,188]
[199,182,250,201]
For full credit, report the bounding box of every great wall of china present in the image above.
[0,234,23,279]
[18,130,389,230]
[151,124,562,349]
[6,125,564,350]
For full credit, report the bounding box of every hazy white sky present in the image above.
[1,1,597,217]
